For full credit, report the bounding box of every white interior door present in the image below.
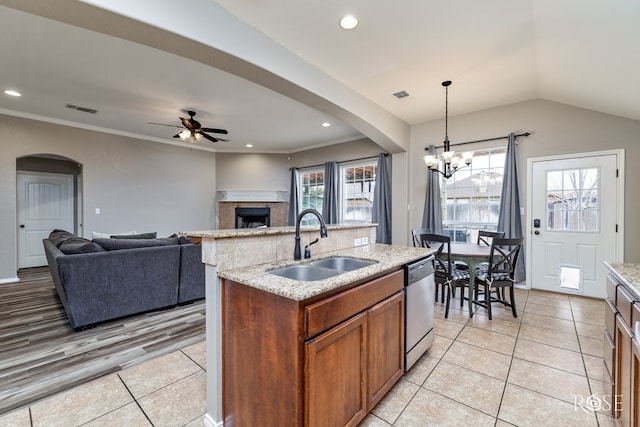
[528,151,622,298]
[17,172,74,268]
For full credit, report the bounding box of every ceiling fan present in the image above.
[150,110,228,143]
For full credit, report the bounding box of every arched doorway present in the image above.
[16,155,82,268]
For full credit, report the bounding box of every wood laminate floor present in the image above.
[0,267,205,415]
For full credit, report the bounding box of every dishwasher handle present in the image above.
[407,256,434,284]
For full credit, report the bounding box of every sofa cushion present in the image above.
[110,232,157,239]
[93,235,179,251]
[91,230,137,239]
[49,229,77,248]
[59,237,105,254]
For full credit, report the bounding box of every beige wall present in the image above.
[0,114,216,281]
[408,99,640,263]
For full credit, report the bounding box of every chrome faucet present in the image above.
[294,209,328,260]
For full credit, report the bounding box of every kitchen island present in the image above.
[182,224,433,427]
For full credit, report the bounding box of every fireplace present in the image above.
[235,207,271,228]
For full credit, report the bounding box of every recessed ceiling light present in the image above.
[3,90,21,97]
[339,15,358,30]
[322,122,331,127]
[246,144,253,148]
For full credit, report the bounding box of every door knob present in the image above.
[19,224,25,228]
[534,230,540,235]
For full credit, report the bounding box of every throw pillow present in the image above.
[59,237,105,254]
[110,232,157,239]
[49,229,76,248]
[178,235,192,244]
[93,235,179,251]
[91,231,137,239]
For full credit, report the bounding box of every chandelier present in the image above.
[423,80,473,178]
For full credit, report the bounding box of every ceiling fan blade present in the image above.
[149,122,183,129]
[173,133,181,138]
[200,132,219,143]
[201,127,228,134]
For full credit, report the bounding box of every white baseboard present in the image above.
[203,413,223,427]
[0,276,19,285]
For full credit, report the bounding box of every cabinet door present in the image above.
[615,313,633,425]
[632,337,640,427]
[367,291,404,409]
[305,311,367,427]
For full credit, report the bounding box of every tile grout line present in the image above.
[116,373,156,427]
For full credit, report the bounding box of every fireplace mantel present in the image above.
[216,190,288,203]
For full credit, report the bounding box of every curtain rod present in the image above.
[290,153,388,171]
[425,132,530,150]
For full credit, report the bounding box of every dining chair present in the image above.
[477,230,505,246]
[411,228,431,248]
[473,237,523,320]
[419,233,470,318]
[476,230,505,297]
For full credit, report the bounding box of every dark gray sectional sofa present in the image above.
[43,230,205,330]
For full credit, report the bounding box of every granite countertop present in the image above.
[217,243,435,301]
[605,261,640,299]
[182,223,375,239]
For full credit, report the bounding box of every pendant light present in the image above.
[423,80,473,178]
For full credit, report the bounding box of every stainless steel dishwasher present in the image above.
[404,256,435,371]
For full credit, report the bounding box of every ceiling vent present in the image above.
[392,90,410,99]
[65,103,98,114]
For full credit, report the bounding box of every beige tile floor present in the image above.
[0,288,619,426]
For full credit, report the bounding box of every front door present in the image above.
[17,172,74,268]
[528,151,622,298]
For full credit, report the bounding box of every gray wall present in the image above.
[408,99,640,263]
[1,114,216,281]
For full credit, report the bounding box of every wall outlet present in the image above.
[354,238,362,246]
[361,237,369,245]
[95,208,101,215]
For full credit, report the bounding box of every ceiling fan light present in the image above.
[194,133,203,142]
[179,129,191,141]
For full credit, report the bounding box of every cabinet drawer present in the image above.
[603,328,615,383]
[606,274,618,304]
[633,302,640,337]
[617,285,635,328]
[605,297,617,342]
[305,270,403,339]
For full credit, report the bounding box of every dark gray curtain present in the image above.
[372,153,392,244]
[287,168,300,226]
[497,133,525,282]
[322,161,339,224]
[421,145,443,234]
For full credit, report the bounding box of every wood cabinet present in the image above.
[606,272,640,426]
[223,269,404,427]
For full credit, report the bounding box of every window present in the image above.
[298,160,377,225]
[441,147,506,242]
[341,162,377,223]
[546,168,599,232]
[300,168,324,225]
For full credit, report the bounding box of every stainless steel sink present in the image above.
[309,257,377,271]
[269,265,342,281]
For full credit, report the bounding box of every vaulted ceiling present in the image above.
[1,0,638,154]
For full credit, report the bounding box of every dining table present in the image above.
[449,243,492,317]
